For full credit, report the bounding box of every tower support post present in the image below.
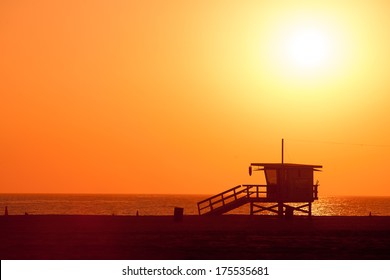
[278,203,284,218]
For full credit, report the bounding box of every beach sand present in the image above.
[1,215,390,260]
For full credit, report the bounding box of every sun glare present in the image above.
[287,28,331,69]
[262,12,351,85]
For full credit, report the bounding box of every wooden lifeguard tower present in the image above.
[197,139,322,217]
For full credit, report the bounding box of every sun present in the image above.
[258,10,353,89]
[286,28,331,69]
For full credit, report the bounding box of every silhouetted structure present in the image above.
[198,140,322,217]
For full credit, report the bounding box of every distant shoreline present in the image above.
[1,215,390,260]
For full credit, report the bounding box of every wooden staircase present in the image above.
[197,185,267,215]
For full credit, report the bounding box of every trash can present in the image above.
[173,207,184,222]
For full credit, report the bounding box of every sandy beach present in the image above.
[1,215,390,260]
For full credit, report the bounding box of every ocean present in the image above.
[1,193,390,216]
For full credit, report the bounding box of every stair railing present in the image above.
[198,184,267,215]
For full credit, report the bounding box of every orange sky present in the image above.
[1,0,390,196]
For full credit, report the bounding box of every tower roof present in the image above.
[250,163,322,170]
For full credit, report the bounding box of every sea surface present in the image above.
[1,194,390,216]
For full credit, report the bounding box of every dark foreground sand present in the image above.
[1,215,390,260]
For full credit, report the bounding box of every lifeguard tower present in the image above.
[197,140,322,217]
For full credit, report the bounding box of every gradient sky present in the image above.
[1,0,390,195]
